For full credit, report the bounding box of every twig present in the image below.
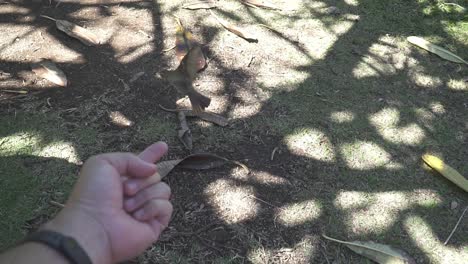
[1,89,28,94]
[230,160,250,174]
[196,235,224,253]
[270,147,279,161]
[247,194,278,208]
[49,200,65,208]
[162,45,176,53]
[444,206,468,245]
[177,111,192,150]
[40,15,57,22]
[138,30,151,39]
[440,2,466,11]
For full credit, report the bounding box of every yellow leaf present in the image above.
[422,154,468,192]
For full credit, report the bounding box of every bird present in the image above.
[164,45,210,113]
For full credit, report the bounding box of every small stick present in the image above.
[162,45,176,52]
[1,90,28,94]
[444,206,468,245]
[49,200,65,208]
[40,15,57,22]
[231,160,250,174]
[247,194,278,208]
[270,147,278,161]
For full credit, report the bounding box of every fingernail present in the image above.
[134,209,145,220]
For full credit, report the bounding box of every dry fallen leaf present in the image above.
[31,60,67,86]
[422,154,468,192]
[323,235,416,264]
[41,15,99,46]
[407,36,468,65]
[241,0,281,10]
[159,104,229,126]
[156,153,229,178]
[182,0,216,10]
[210,11,258,42]
[177,111,193,150]
[109,111,134,127]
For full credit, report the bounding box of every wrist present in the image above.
[43,206,112,264]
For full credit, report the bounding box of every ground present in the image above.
[0,0,467,263]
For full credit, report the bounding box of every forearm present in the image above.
[0,242,69,264]
[0,206,111,264]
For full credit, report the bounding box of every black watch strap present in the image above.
[24,230,92,264]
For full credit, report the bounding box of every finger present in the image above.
[133,199,173,222]
[124,172,161,196]
[148,219,167,239]
[92,153,156,178]
[138,142,168,163]
[124,182,171,212]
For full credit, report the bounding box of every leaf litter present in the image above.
[40,15,100,46]
[182,0,217,10]
[241,0,281,10]
[323,234,416,264]
[31,59,67,87]
[210,10,258,42]
[155,153,249,179]
[422,154,468,193]
[407,36,467,65]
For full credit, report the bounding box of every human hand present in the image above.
[44,142,172,264]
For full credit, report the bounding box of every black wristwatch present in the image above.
[24,230,93,264]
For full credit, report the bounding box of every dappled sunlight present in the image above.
[336,190,442,235]
[330,110,355,123]
[230,170,289,186]
[204,179,259,224]
[352,36,408,79]
[247,235,317,264]
[369,108,426,145]
[38,141,81,165]
[344,0,360,6]
[340,141,402,170]
[447,79,467,91]
[275,200,322,227]
[0,5,29,15]
[0,132,41,156]
[0,132,80,164]
[285,128,336,162]
[405,215,468,264]
[429,102,446,114]
[410,70,443,88]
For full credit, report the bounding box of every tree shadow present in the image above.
[1,0,467,263]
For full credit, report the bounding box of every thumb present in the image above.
[94,153,157,178]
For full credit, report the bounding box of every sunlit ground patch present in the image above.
[369,108,426,145]
[335,190,442,234]
[405,215,468,264]
[285,128,336,162]
[275,200,322,227]
[340,141,402,170]
[248,235,317,264]
[204,179,259,224]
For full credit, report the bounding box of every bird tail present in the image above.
[188,90,211,114]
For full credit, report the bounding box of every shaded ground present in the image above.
[1,0,467,263]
